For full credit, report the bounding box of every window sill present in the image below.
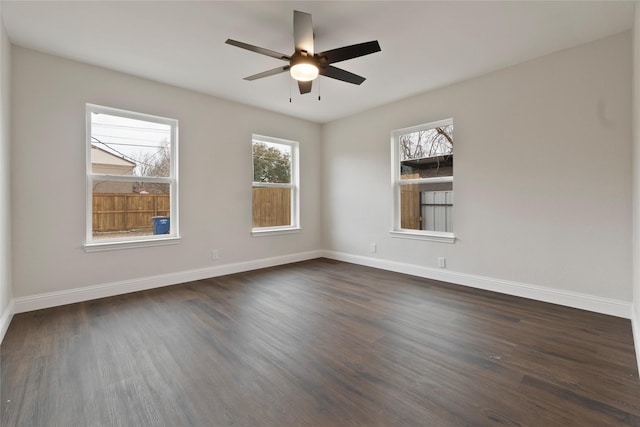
[251,227,301,237]
[84,235,182,252]
[390,230,455,244]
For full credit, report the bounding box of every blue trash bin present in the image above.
[151,216,170,234]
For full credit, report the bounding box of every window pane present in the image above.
[399,124,453,180]
[253,141,292,184]
[400,181,453,232]
[91,112,172,178]
[252,187,291,227]
[399,124,453,162]
[91,180,171,240]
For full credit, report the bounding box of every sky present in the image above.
[90,112,171,177]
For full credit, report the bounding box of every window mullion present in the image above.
[252,182,294,189]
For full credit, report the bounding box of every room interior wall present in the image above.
[10,46,322,301]
[0,8,13,340]
[632,1,640,372]
[322,32,633,313]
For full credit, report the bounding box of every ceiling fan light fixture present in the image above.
[226,10,381,94]
[290,62,319,81]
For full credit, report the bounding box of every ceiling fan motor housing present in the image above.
[290,51,320,81]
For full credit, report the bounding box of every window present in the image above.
[391,119,454,243]
[85,104,179,251]
[252,135,299,235]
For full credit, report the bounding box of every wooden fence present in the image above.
[401,184,422,230]
[252,187,291,227]
[93,187,448,233]
[92,194,170,232]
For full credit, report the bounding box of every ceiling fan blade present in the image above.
[225,39,290,61]
[317,41,381,64]
[298,80,312,94]
[244,66,290,81]
[319,65,366,85]
[293,10,314,54]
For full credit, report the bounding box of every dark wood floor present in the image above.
[2,258,639,426]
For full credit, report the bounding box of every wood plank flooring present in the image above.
[2,258,639,426]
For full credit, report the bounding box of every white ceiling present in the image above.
[1,1,634,123]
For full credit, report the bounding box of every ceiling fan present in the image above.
[225,10,381,95]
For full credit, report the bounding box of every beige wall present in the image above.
[632,2,640,366]
[0,8,12,334]
[323,31,632,302]
[10,46,322,298]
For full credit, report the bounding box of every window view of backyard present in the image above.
[252,136,298,230]
[396,120,454,233]
[88,106,177,242]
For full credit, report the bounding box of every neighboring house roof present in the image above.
[401,154,453,170]
[91,144,136,167]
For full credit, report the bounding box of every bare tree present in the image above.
[400,125,453,161]
[133,142,171,194]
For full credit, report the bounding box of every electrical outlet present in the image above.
[369,243,377,253]
[438,257,446,268]
[211,249,220,260]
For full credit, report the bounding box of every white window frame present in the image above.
[390,119,455,244]
[84,104,180,252]
[251,134,300,236]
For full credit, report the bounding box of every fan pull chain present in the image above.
[318,78,321,101]
[289,78,292,103]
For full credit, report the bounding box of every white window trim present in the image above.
[84,104,180,251]
[251,226,301,237]
[84,236,182,252]
[390,119,456,243]
[389,230,455,244]
[251,134,300,236]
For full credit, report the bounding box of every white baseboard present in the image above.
[0,299,14,343]
[12,250,323,314]
[7,248,633,323]
[321,250,632,319]
[632,307,640,376]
